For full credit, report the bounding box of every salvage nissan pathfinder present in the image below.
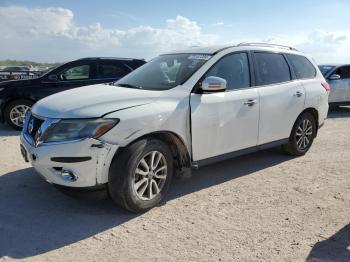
[20,43,329,213]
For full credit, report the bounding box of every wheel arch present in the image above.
[115,131,192,174]
[1,97,36,120]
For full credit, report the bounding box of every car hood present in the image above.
[32,84,161,119]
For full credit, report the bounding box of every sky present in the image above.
[0,0,350,63]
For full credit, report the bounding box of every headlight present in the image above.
[42,118,119,143]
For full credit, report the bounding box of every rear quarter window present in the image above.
[318,65,335,76]
[287,54,316,79]
[254,52,291,86]
[126,60,146,69]
[97,61,130,79]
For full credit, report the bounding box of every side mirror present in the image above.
[47,74,58,81]
[201,76,227,92]
[328,74,341,80]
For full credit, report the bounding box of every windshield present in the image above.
[115,53,212,90]
[318,65,335,76]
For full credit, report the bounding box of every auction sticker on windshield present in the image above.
[188,54,212,60]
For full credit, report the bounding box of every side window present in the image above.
[254,52,291,86]
[335,66,350,79]
[205,53,250,90]
[58,64,90,81]
[287,54,316,79]
[97,61,130,79]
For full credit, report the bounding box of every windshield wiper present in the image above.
[116,83,142,89]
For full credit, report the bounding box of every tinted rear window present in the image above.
[287,54,316,79]
[97,61,130,78]
[318,65,335,76]
[254,52,291,86]
[126,60,146,69]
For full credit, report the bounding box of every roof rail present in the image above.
[76,57,145,61]
[237,42,298,51]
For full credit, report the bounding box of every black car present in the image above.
[0,57,146,130]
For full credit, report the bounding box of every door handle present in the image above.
[294,91,304,97]
[244,99,257,107]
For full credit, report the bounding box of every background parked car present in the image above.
[318,64,350,106]
[0,66,43,82]
[0,57,146,130]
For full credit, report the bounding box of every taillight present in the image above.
[321,82,331,92]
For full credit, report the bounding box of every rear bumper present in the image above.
[20,134,119,188]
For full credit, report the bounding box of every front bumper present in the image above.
[20,134,119,187]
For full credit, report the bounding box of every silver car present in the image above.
[319,64,350,106]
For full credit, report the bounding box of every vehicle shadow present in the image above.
[167,147,293,200]
[0,147,293,259]
[306,224,350,262]
[328,106,350,119]
[0,167,136,259]
[0,124,20,137]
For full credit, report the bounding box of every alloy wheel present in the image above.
[9,105,30,127]
[132,150,168,201]
[295,119,313,150]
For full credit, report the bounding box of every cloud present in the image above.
[0,5,350,64]
[0,6,74,37]
[212,22,224,26]
[259,30,350,63]
[0,6,217,62]
[295,30,350,63]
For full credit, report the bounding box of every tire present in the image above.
[282,112,317,156]
[4,99,33,130]
[108,138,173,213]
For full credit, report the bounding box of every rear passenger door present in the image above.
[253,52,305,145]
[94,60,132,84]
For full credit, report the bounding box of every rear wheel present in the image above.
[108,138,173,213]
[4,99,33,130]
[282,112,317,156]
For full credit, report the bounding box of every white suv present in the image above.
[20,43,329,213]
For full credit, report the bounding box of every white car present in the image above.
[20,43,329,213]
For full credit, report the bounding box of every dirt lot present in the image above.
[0,107,349,262]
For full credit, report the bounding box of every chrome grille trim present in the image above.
[22,111,60,147]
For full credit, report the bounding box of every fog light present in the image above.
[61,170,77,182]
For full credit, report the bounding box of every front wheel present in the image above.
[108,138,173,213]
[282,112,317,156]
[4,99,33,130]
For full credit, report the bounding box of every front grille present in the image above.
[23,112,60,147]
[26,113,45,141]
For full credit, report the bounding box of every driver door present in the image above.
[190,52,259,162]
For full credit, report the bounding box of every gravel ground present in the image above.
[0,107,349,262]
